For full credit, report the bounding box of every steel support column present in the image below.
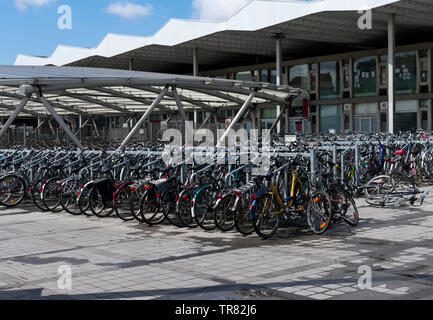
[92,119,100,138]
[38,94,84,150]
[275,35,283,134]
[172,87,187,122]
[118,87,168,151]
[388,14,396,134]
[193,47,199,77]
[269,100,291,133]
[216,91,256,148]
[0,96,30,140]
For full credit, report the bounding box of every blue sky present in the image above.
[0,0,253,64]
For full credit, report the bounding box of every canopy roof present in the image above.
[15,0,433,73]
[0,66,304,117]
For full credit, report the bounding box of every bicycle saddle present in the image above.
[396,149,404,156]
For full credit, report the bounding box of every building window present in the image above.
[288,64,309,90]
[320,105,341,133]
[395,100,417,132]
[270,69,277,84]
[261,108,277,119]
[289,106,303,118]
[354,103,378,132]
[235,71,251,81]
[320,61,340,100]
[395,51,417,95]
[353,56,377,98]
[260,69,269,82]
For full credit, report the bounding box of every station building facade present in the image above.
[14,0,433,137]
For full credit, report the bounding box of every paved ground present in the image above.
[1,195,433,300]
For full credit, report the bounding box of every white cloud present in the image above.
[105,1,154,19]
[15,0,56,11]
[192,0,250,21]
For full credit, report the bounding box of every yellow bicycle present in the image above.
[251,162,332,239]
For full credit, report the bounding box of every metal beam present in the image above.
[92,118,100,138]
[198,112,213,130]
[117,87,168,151]
[187,87,245,105]
[193,47,199,76]
[139,86,214,112]
[38,94,84,150]
[181,84,294,106]
[0,97,30,140]
[172,87,187,121]
[0,90,91,116]
[269,103,290,134]
[388,14,396,134]
[64,92,135,115]
[93,87,174,113]
[74,118,90,136]
[216,91,256,148]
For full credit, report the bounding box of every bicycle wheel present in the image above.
[340,194,359,227]
[131,185,146,223]
[192,187,216,231]
[139,190,165,225]
[89,187,114,218]
[0,175,25,207]
[364,175,393,206]
[42,177,63,212]
[252,192,280,239]
[60,180,82,215]
[161,190,184,227]
[214,194,236,232]
[78,184,93,216]
[177,187,198,228]
[114,185,135,221]
[234,196,254,236]
[31,178,49,212]
[306,191,332,234]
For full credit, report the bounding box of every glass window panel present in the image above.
[320,61,340,100]
[396,100,417,131]
[367,103,378,114]
[260,69,269,82]
[371,118,377,132]
[270,69,277,84]
[354,119,360,132]
[261,108,277,119]
[420,100,430,108]
[361,118,370,132]
[354,103,377,115]
[353,56,377,97]
[354,104,367,115]
[235,71,251,81]
[395,51,417,95]
[320,105,341,133]
[396,100,417,113]
[288,64,308,90]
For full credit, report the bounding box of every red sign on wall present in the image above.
[302,98,309,118]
